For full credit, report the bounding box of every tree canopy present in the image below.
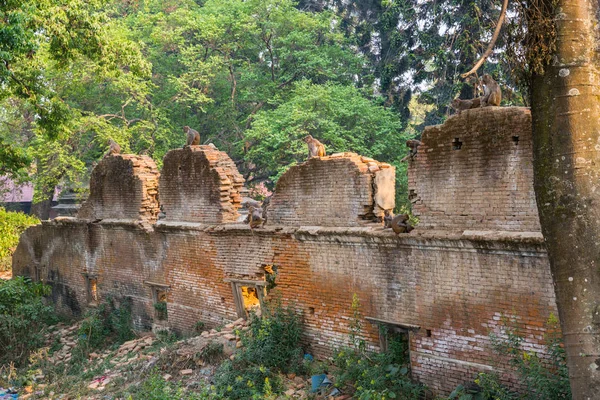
[0,0,524,211]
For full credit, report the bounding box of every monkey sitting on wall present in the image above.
[390,213,414,234]
[400,139,423,162]
[480,74,501,107]
[183,126,200,146]
[103,139,121,158]
[246,205,265,229]
[303,135,326,159]
[383,209,394,228]
[450,97,482,115]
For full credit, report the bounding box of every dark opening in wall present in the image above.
[309,307,315,315]
[426,329,432,337]
[452,138,463,150]
[512,135,520,145]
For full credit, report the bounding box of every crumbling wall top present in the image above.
[408,106,541,233]
[159,145,245,224]
[268,152,395,227]
[78,154,160,224]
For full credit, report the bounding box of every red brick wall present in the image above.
[159,146,244,223]
[12,223,558,395]
[78,155,160,224]
[269,153,395,226]
[409,107,541,232]
[11,107,560,396]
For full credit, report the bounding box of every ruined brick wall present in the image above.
[159,146,245,223]
[12,224,557,395]
[269,153,395,226]
[11,107,561,396]
[78,155,160,224]
[409,107,541,232]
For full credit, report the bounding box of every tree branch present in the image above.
[461,0,509,78]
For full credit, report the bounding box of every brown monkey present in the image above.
[104,139,121,158]
[261,195,271,225]
[303,135,326,159]
[390,213,414,234]
[246,205,264,229]
[383,209,394,228]
[183,126,200,146]
[400,139,423,162]
[480,74,501,107]
[450,97,482,115]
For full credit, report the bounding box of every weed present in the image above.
[212,301,304,399]
[0,277,56,367]
[199,341,225,364]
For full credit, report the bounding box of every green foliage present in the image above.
[213,302,304,399]
[122,371,208,400]
[0,277,56,366]
[488,313,570,399]
[333,294,424,399]
[447,314,571,400]
[245,81,412,207]
[75,298,135,355]
[0,207,39,271]
[199,341,225,365]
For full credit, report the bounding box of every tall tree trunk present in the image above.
[531,0,600,397]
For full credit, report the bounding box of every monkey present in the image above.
[480,74,501,107]
[246,205,265,229]
[158,205,166,221]
[383,209,394,228]
[183,126,200,146]
[390,213,414,234]
[400,139,423,162]
[104,139,121,158]
[450,97,482,115]
[261,195,271,225]
[303,135,326,159]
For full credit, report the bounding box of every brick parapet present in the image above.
[269,153,395,226]
[159,145,245,224]
[408,107,541,233]
[78,154,160,224]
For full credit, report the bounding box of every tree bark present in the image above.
[531,0,600,397]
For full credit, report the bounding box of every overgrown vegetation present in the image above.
[333,294,425,399]
[0,277,56,366]
[0,208,39,271]
[448,314,571,400]
[213,301,304,399]
[75,298,135,356]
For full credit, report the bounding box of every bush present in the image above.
[333,331,424,400]
[0,208,39,271]
[448,314,571,400]
[75,298,135,355]
[213,302,304,399]
[333,294,425,400]
[0,277,56,366]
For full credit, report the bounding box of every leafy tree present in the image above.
[0,207,39,271]
[245,81,411,206]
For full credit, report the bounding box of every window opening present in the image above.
[452,138,463,150]
[227,279,266,319]
[153,288,168,321]
[87,277,98,305]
